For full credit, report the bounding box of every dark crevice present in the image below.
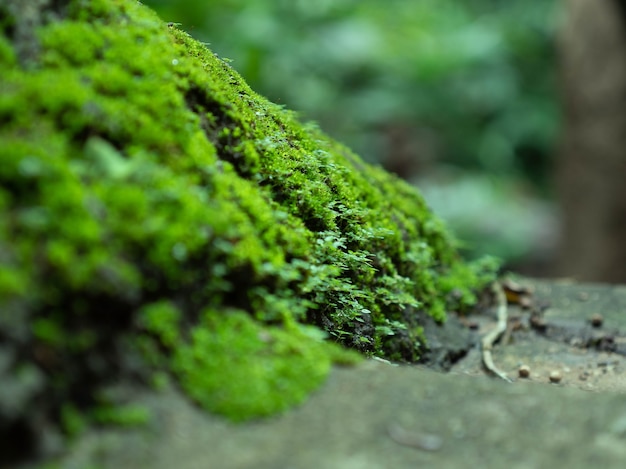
[616,0,626,24]
[184,85,252,177]
[417,313,477,370]
[0,419,39,466]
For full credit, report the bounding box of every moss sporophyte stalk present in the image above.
[0,0,497,438]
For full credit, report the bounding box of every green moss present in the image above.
[0,35,15,66]
[60,404,87,438]
[138,301,181,348]
[32,318,65,347]
[91,404,151,427]
[0,0,497,448]
[173,309,353,421]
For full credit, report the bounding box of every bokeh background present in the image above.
[141,0,626,282]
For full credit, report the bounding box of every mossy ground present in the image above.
[0,0,496,463]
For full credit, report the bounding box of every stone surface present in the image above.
[453,279,626,392]
[38,279,626,469]
[50,361,626,469]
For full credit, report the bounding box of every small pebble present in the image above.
[549,371,562,383]
[502,279,532,295]
[569,337,584,347]
[589,313,603,328]
[518,296,533,309]
[530,315,547,330]
[577,291,589,301]
[518,365,531,378]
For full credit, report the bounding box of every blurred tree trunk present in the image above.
[557,0,626,282]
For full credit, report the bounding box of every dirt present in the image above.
[25,279,626,469]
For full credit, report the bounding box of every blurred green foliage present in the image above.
[143,0,560,265]
[144,0,558,182]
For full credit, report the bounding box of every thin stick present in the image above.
[481,282,512,382]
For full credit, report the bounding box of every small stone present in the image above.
[589,313,603,328]
[549,371,562,383]
[518,295,533,309]
[569,337,584,347]
[530,315,547,331]
[518,365,531,378]
[501,278,532,295]
[577,292,589,301]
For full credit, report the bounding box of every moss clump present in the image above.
[0,0,496,461]
[173,309,344,421]
[90,403,151,428]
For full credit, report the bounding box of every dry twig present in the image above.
[481,282,512,382]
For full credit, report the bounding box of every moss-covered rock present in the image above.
[0,0,496,463]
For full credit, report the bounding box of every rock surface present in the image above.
[40,279,626,469]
